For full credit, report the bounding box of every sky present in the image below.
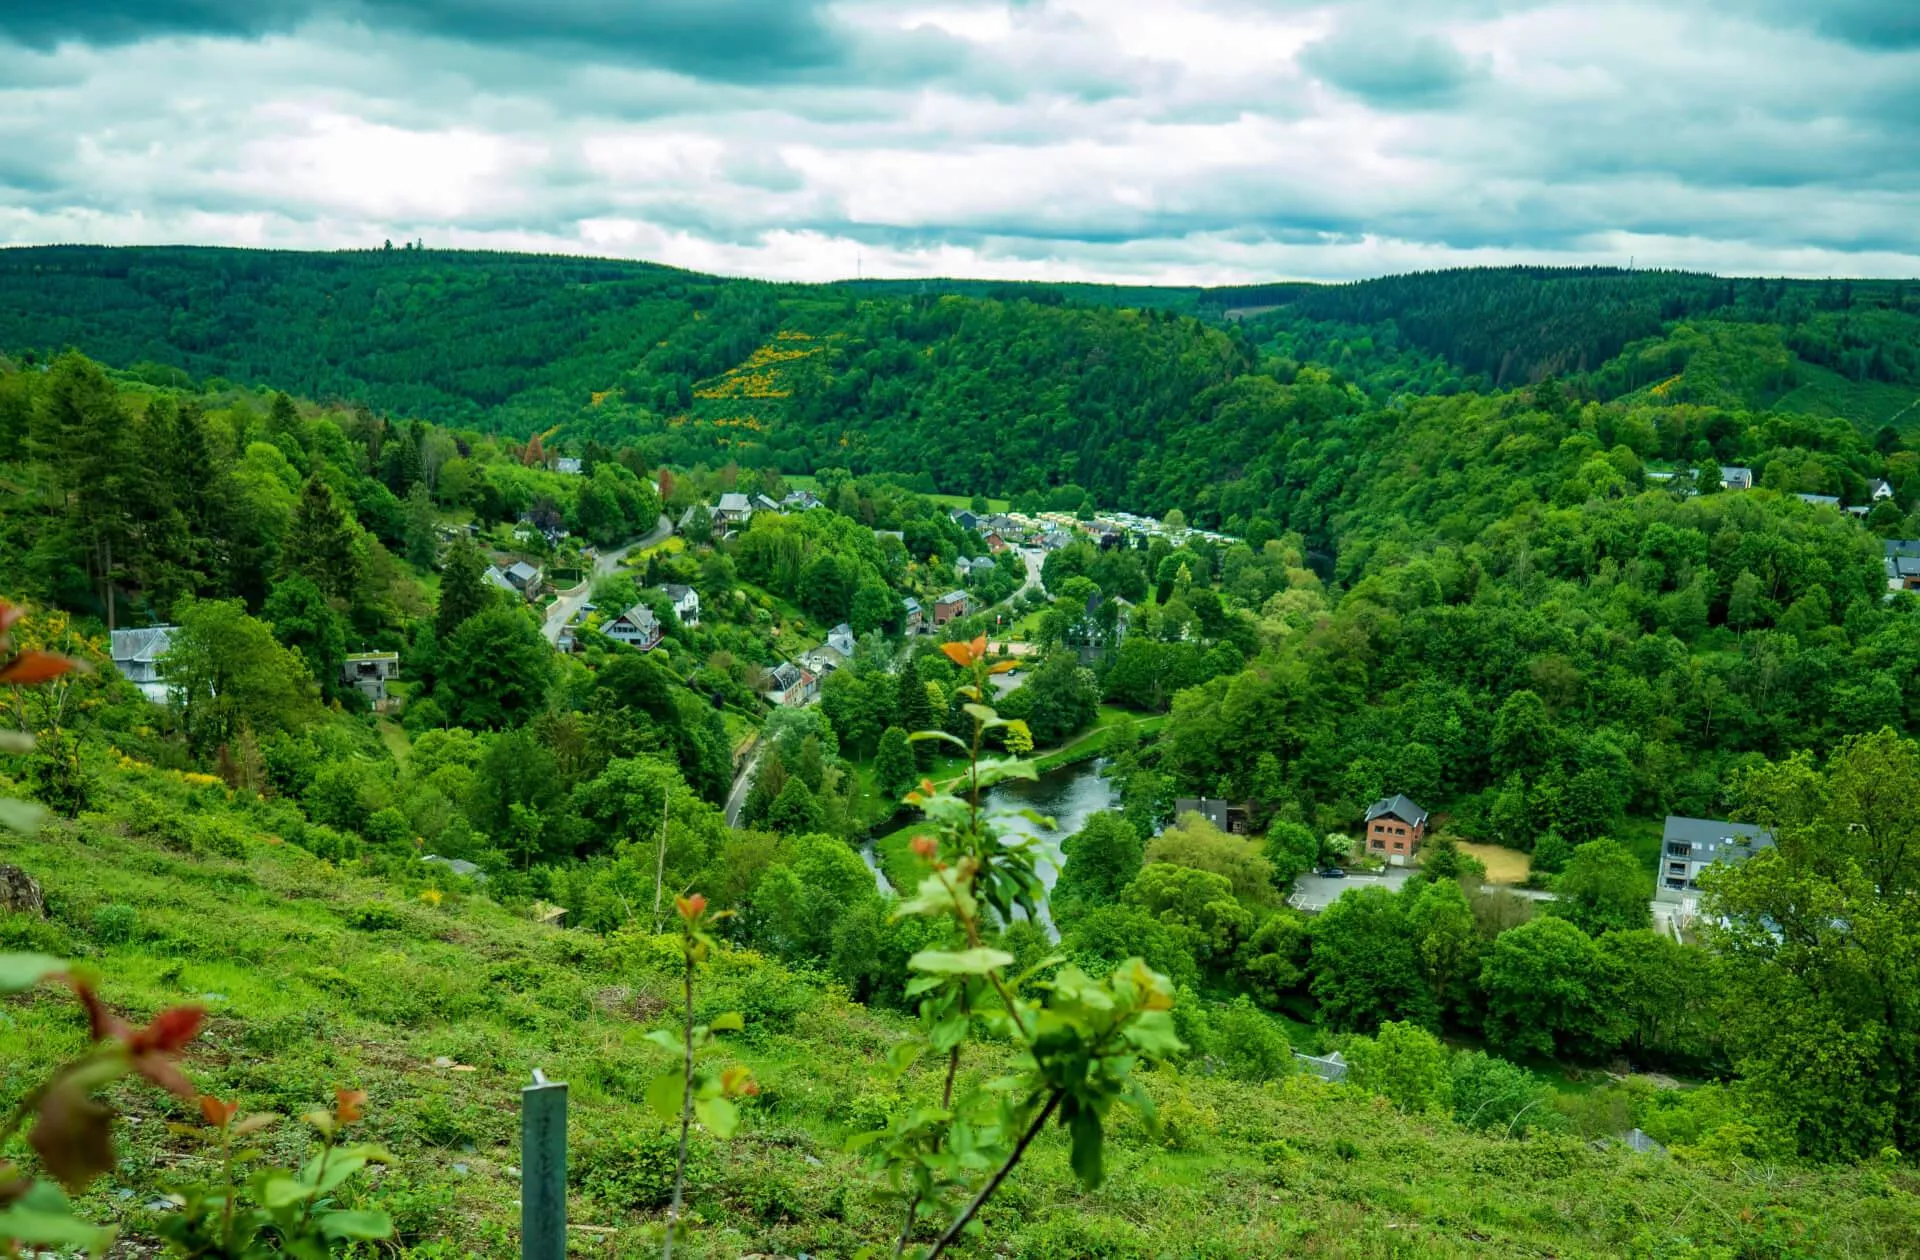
[2,0,1918,285]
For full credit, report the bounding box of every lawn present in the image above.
[782,475,1009,514]
[1454,841,1531,885]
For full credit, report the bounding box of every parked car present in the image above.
[1316,867,1347,878]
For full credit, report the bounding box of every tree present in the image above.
[1345,1020,1451,1113]
[439,605,555,729]
[161,597,318,757]
[766,777,825,836]
[1491,690,1552,781]
[1054,812,1144,914]
[1547,838,1651,936]
[403,482,438,568]
[752,833,881,965]
[850,582,897,637]
[1704,730,1920,1159]
[1450,1053,1553,1135]
[874,726,915,798]
[1305,887,1437,1033]
[262,576,345,702]
[1209,996,1293,1082]
[435,535,493,639]
[1478,916,1619,1060]
[1145,813,1276,906]
[1405,878,1480,1024]
[284,476,360,599]
[1020,652,1100,746]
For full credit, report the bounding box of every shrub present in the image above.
[575,1126,696,1212]
[344,902,405,932]
[90,902,138,944]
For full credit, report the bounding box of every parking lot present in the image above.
[1288,866,1414,911]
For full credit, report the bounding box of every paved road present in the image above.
[542,513,672,645]
[1287,867,1559,913]
[724,741,761,828]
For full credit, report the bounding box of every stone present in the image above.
[0,864,45,918]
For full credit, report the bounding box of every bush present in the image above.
[573,1127,696,1212]
[1208,996,1294,1082]
[344,902,406,932]
[90,902,138,944]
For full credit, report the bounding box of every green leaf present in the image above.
[646,1071,685,1123]
[318,1208,394,1241]
[1068,1107,1105,1189]
[929,1013,970,1052]
[0,952,67,995]
[694,1095,739,1139]
[906,730,968,751]
[0,1180,114,1254]
[255,1171,312,1209]
[707,1011,744,1033]
[642,1028,682,1053]
[909,948,1014,976]
[0,731,35,754]
[1123,1010,1186,1059]
[0,798,48,835]
[962,703,1005,729]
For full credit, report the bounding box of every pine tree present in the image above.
[436,535,493,639]
[897,664,934,767]
[284,476,360,599]
[403,483,439,568]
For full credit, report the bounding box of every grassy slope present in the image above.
[4,784,1917,1258]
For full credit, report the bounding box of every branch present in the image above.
[924,1092,1060,1260]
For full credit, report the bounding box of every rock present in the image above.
[0,864,45,917]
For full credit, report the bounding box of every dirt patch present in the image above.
[1453,841,1532,885]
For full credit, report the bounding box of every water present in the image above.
[980,758,1120,939]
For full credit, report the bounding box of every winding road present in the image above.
[542,513,672,645]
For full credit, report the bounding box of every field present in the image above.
[1454,841,1532,885]
[5,779,1917,1258]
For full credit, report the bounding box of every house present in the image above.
[1293,1050,1348,1083]
[420,854,485,882]
[604,603,663,651]
[1364,794,1429,864]
[954,556,974,578]
[1794,493,1841,508]
[1069,592,1132,653]
[800,645,846,676]
[340,652,400,706]
[1174,796,1250,834]
[1720,466,1754,491]
[1657,816,1774,902]
[781,489,823,512]
[827,622,857,658]
[1870,478,1896,502]
[503,561,543,599]
[971,555,996,575]
[660,583,701,627]
[984,532,1008,553]
[109,626,177,704]
[951,509,981,533]
[1885,541,1920,592]
[714,493,755,530]
[934,590,969,626]
[553,457,583,476]
[764,661,817,707]
[484,565,518,595]
[902,596,925,635]
[753,493,782,515]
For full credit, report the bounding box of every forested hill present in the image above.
[5,246,1920,508]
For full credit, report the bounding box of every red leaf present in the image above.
[29,1079,117,1193]
[334,1089,366,1125]
[199,1096,239,1128]
[129,1006,205,1055]
[0,601,20,633]
[939,641,974,667]
[69,980,129,1045]
[969,635,987,660]
[0,651,81,686]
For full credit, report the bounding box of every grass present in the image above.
[782,476,1010,514]
[5,772,1917,1257]
[374,717,412,766]
[1454,841,1530,885]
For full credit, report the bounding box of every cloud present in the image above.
[1298,19,1484,105]
[1,0,1919,283]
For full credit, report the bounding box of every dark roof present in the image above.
[661,583,695,601]
[937,589,968,604]
[1174,797,1231,830]
[1365,794,1428,826]
[1661,816,1773,861]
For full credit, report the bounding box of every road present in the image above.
[1287,867,1559,913]
[542,513,672,645]
[724,741,761,828]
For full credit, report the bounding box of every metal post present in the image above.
[522,1068,567,1260]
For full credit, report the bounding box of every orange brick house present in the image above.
[1364,795,1429,865]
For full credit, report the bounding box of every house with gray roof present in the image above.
[902,596,925,635]
[827,622,857,658]
[1794,492,1841,508]
[713,493,755,530]
[1719,465,1753,491]
[659,583,700,627]
[1364,794,1430,864]
[764,661,817,707]
[604,604,663,651]
[1657,815,1774,902]
[1885,541,1920,592]
[109,626,177,704]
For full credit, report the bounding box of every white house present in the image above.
[1870,478,1896,502]
[764,661,817,707]
[604,604,663,651]
[109,626,176,704]
[554,457,583,476]
[713,493,754,530]
[660,583,701,627]
[1656,816,1774,904]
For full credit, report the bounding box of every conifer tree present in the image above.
[284,476,359,599]
[435,535,492,639]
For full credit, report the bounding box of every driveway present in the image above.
[1289,867,1414,911]
[543,513,672,645]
